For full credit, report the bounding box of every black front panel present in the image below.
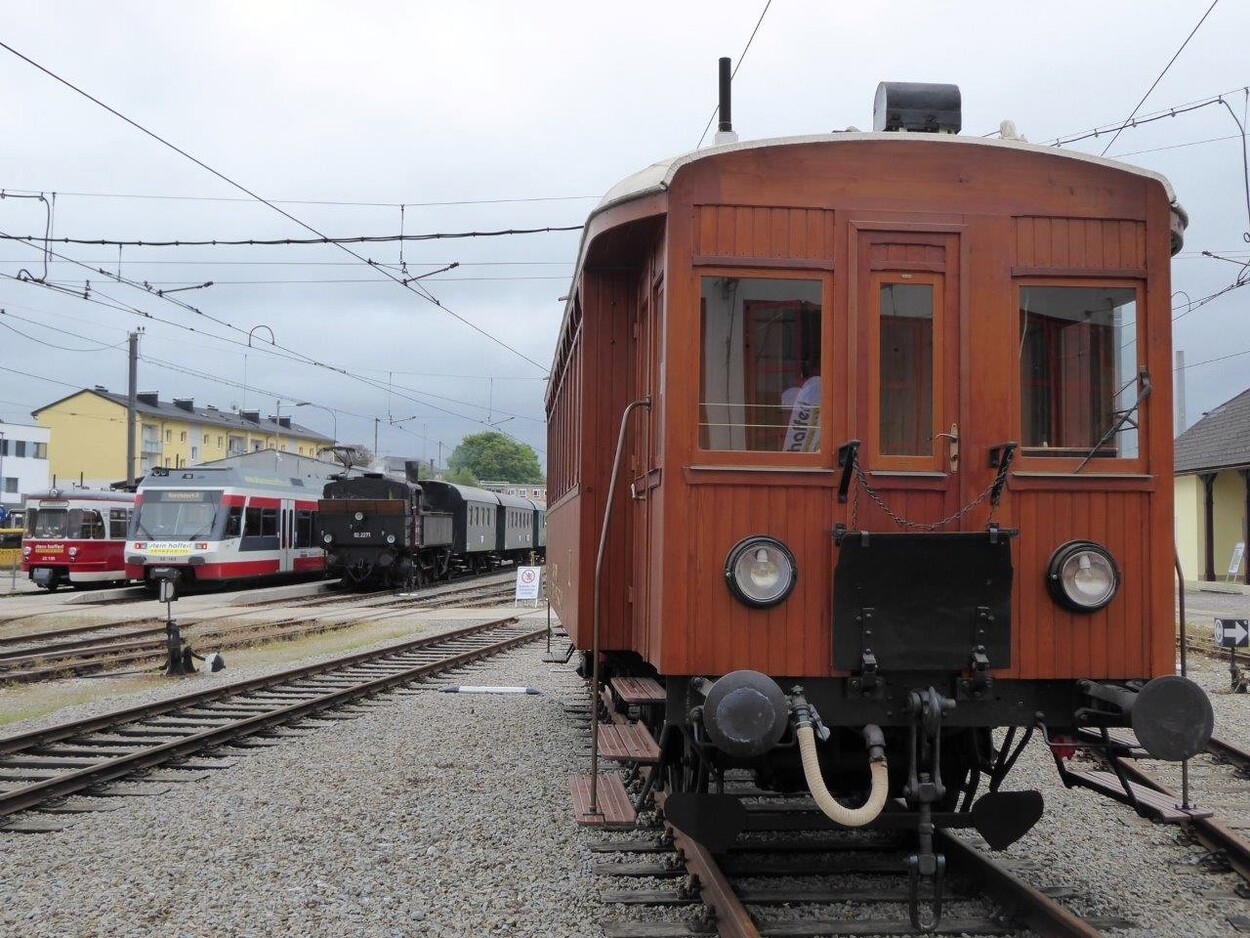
[833,531,1012,671]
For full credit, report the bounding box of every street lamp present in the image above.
[294,402,337,453]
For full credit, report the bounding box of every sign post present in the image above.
[514,565,542,607]
[1215,617,1250,693]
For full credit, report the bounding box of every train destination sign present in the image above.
[1216,618,1250,648]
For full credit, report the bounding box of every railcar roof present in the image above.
[25,490,135,503]
[136,466,318,493]
[594,132,1180,217]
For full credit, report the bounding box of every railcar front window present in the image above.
[1019,285,1139,460]
[131,490,223,539]
[699,276,822,452]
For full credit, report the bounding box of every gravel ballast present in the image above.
[3,594,1250,935]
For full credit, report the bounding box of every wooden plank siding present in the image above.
[550,137,1176,684]
[1014,217,1146,271]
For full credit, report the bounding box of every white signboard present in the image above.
[1229,542,1246,578]
[514,566,542,604]
[1216,618,1250,649]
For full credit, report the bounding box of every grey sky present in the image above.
[0,1,1246,465]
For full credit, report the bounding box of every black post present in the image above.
[717,57,732,133]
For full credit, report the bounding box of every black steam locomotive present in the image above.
[318,467,546,588]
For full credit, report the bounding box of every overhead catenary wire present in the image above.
[695,0,774,149]
[0,225,584,248]
[0,272,549,453]
[1098,0,1220,156]
[0,39,549,373]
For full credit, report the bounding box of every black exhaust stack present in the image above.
[715,56,738,145]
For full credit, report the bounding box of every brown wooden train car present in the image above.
[549,82,1211,922]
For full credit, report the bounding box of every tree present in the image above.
[444,466,479,485]
[447,432,543,483]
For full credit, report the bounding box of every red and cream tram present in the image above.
[125,466,325,588]
[21,489,135,590]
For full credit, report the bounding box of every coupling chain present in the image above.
[849,459,1000,533]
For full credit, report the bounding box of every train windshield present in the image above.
[28,508,68,537]
[699,276,823,452]
[131,490,224,540]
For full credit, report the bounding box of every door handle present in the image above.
[933,423,959,472]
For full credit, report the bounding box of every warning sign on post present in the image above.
[515,566,542,605]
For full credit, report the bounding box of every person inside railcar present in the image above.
[782,358,821,453]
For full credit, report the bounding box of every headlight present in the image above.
[68,547,78,558]
[386,534,396,544]
[724,536,796,608]
[1046,541,1119,613]
[354,511,364,522]
[323,533,333,544]
[21,546,30,557]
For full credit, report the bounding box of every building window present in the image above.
[180,431,187,443]
[191,446,199,461]
[33,442,47,459]
[203,434,209,445]
[14,441,26,458]
[0,440,6,456]
[3,477,16,493]
[217,436,224,447]
[253,441,263,452]
[165,429,172,443]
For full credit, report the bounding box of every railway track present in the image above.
[0,575,517,683]
[590,786,1122,936]
[1086,732,1250,888]
[0,615,544,829]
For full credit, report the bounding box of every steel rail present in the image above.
[1111,756,1250,884]
[1207,735,1250,773]
[0,616,528,754]
[0,619,543,817]
[655,791,761,938]
[939,832,1107,937]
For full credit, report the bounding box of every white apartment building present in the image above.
[0,422,52,515]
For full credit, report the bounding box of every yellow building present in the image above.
[1174,387,1250,585]
[33,387,334,488]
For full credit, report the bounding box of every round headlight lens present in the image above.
[354,511,364,522]
[386,534,396,544]
[322,533,333,544]
[725,537,796,608]
[1046,541,1118,612]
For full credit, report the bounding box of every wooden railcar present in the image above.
[548,82,1211,924]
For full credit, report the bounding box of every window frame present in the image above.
[693,267,833,467]
[867,271,947,473]
[1014,277,1149,475]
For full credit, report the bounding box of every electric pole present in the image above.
[126,331,139,486]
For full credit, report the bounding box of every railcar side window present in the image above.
[1019,285,1139,460]
[699,276,822,452]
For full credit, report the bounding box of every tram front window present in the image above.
[31,509,68,537]
[131,490,223,539]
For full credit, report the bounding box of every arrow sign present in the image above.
[1216,618,1250,648]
